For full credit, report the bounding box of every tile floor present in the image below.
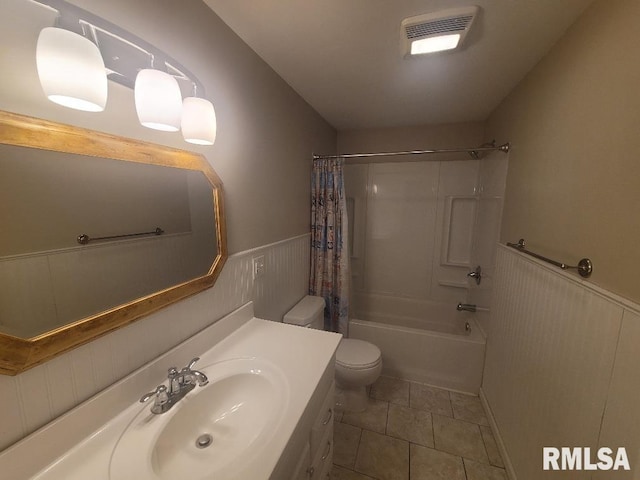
[331,376,507,480]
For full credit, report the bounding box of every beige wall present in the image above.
[0,0,336,253]
[485,0,640,302]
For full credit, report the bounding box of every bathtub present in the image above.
[349,293,486,394]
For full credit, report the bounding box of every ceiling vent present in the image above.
[401,6,479,57]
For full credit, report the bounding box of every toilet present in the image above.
[284,295,382,412]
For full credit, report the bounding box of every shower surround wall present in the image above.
[344,153,508,393]
[339,123,487,321]
[345,159,481,320]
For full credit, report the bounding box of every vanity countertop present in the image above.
[0,302,341,480]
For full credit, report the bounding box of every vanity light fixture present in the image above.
[401,6,479,57]
[181,95,217,146]
[36,26,108,112]
[135,67,183,132]
[32,0,216,145]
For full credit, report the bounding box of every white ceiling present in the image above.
[204,0,595,130]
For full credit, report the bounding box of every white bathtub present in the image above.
[349,293,486,394]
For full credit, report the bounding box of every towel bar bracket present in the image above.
[575,258,593,278]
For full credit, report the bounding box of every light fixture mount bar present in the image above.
[31,0,205,96]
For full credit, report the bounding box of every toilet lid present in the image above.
[336,339,381,369]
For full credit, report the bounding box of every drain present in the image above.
[195,433,213,449]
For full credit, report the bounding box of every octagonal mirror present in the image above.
[0,110,227,375]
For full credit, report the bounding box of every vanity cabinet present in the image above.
[292,443,311,480]
[290,382,335,480]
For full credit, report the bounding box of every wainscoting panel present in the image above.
[595,309,640,480]
[0,233,310,451]
[483,245,632,480]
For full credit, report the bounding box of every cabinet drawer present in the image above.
[316,437,333,480]
[310,381,335,456]
[308,423,333,480]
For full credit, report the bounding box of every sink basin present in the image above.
[110,357,290,480]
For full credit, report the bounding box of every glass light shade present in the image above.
[36,27,107,112]
[181,97,217,145]
[134,69,183,131]
[410,34,461,55]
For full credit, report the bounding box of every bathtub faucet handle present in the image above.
[457,303,477,313]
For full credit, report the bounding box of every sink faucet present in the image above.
[140,357,209,414]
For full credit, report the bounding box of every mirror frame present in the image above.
[0,110,227,375]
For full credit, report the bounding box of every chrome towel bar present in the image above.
[77,227,164,245]
[506,238,593,278]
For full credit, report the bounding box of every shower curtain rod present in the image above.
[312,142,510,161]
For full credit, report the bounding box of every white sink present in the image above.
[109,357,290,480]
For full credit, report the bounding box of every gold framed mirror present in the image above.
[0,110,227,375]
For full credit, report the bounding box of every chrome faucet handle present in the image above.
[140,384,171,414]
[139,384,168,404]
[186,357,200,370]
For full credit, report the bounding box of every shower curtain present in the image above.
[310,158,349,335]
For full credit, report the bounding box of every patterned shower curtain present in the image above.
[310,158,349,335]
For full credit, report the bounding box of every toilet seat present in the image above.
[336,339,381,370]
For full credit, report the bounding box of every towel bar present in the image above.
[77,227,164,245]
[506,238,592,278]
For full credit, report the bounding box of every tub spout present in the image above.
[457,303,476,313]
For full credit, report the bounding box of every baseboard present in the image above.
[479,387,517,480]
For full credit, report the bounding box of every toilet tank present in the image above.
[283,296,325,330]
